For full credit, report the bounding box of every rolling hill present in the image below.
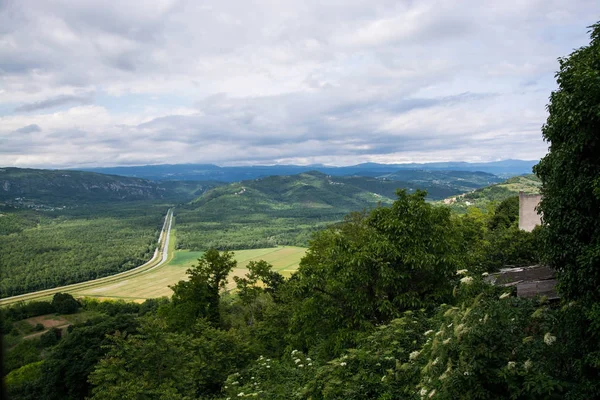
[439,174,542,212]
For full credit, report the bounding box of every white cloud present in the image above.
[0,0,597,167]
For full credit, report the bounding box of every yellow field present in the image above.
[71,246,306,302]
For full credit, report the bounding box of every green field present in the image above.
[72,246,306,301]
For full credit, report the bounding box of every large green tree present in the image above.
[165,249,236,329]
[534,22,600,304]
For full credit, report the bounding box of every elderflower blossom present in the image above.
[456,269,468,275]
[507,361,516,370]
[524,359,533,370]
[340,362,347,367]
[410,350,421,360]
[294,359,301,364]
[544,332,557,346]
[420,388,428,397]
[299,364,304,368]
[499,292,511,299]
[291,349,298,355]
[460,276,473,285]
[481,272,489,277]
[238,393,244,397]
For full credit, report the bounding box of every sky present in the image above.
[0,0,598,168]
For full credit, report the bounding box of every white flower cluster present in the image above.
[544,332,557,346]
[460,276,473,285]
[456,269,468,275]
[409,350,420,360]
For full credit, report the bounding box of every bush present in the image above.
[51,293,80,314]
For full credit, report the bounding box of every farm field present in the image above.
[72,246,306,302]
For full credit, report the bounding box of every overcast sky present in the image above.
[0,0,597,168]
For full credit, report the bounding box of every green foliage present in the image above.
[40,314,140,400]
[488,196,519,231]
[3,339,42,375]
[287,190,462,358]
[51,293,80,314]
[5,361,44,400]
[89,317,252,399]
[533,22,600,305]
[40,327,62,348]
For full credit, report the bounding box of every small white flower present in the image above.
[294,358,301,363]
[460,276,473,285]
[291,349,298,355]
[409,350,420,360]
[499,292,511,299]
[507,361,516,370]
[340,362,347,366]
[306,357,311,362]
[308,363,312,366]
[424,330,434,336]
[456,269,468,275]
[420,388,428,397]
[544,332,557,346]
[299,364,304,368]
[266,365,270,368]
[464,371,471,376]
[481,272,489,277]
[238,393,244,397]
[524,359,533,370]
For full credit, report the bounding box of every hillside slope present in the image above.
[0,168,221,206]
[440,174,541,212]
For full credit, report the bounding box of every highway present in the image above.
[0,209,174,307]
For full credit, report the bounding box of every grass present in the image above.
[72,246,306,301]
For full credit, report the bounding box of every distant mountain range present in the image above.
[78,160,536,182]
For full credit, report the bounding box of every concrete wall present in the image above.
[519,192,542,232]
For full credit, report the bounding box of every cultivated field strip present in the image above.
[75,246,307,300]
[0,209,174,307]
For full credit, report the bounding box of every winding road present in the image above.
[0,209,174,307]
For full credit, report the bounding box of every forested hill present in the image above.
[440,174,541,212]
[190,169,494,210]
[0,168,221,206]
[190,171,395,211]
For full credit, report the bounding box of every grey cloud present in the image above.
[14,124,41,134]
[15,94,94,112]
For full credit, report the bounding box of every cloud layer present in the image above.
[0,0,598,168]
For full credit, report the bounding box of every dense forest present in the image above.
[0,204,168,298]
[2,21,599,400]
